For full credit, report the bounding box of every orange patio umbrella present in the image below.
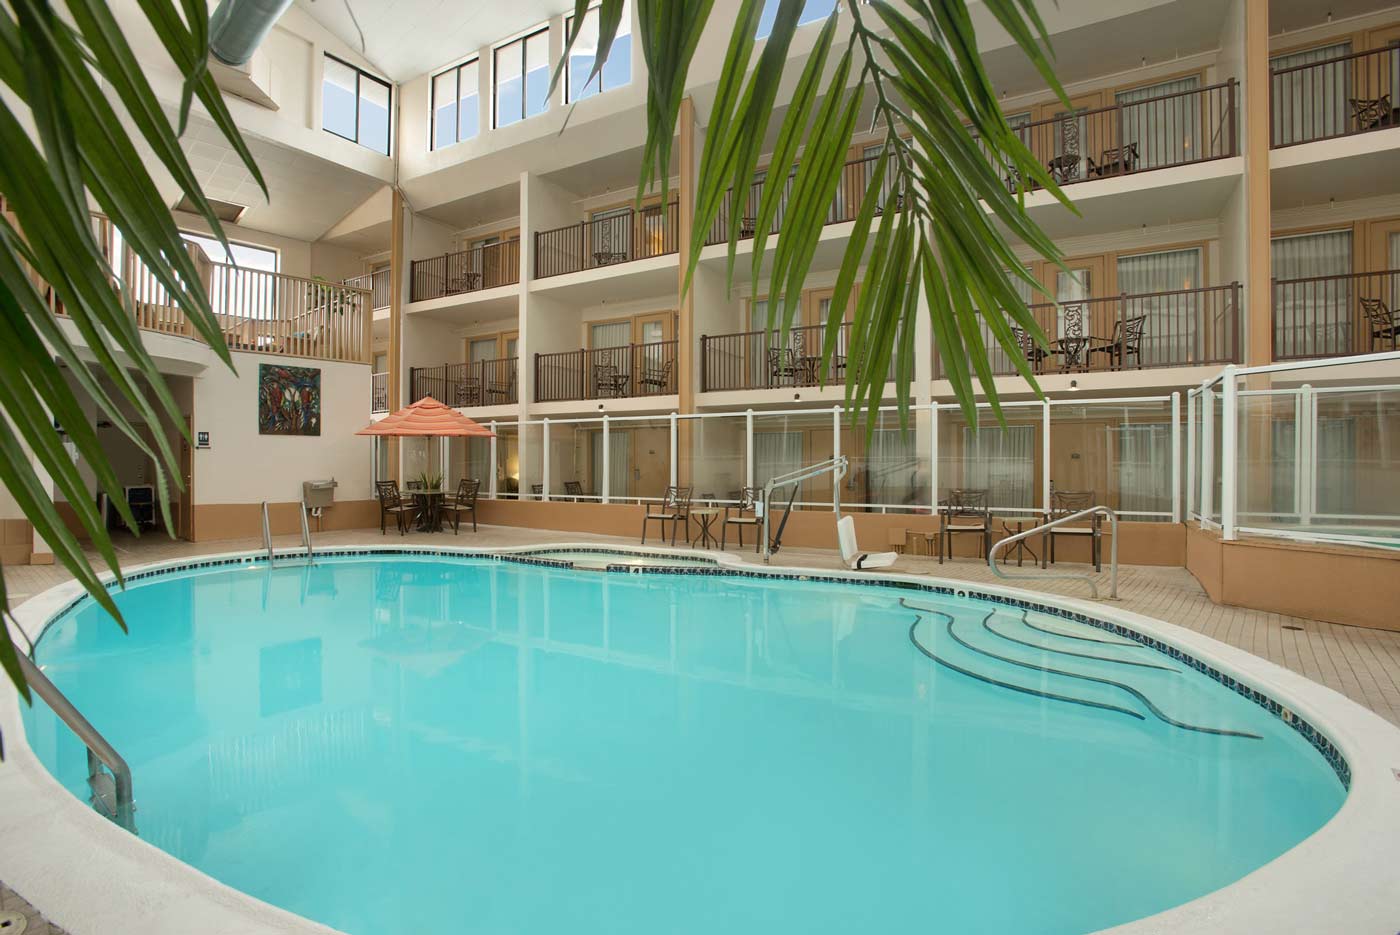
[356,396,496,438]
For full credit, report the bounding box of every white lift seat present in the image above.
[837,516,898,571]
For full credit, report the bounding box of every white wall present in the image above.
[192,352,372,504]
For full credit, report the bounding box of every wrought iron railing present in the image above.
[534,203,679,279]
[410,358,519,407]
[700,321,896,392]
[410,240,520,302]
[371,371,388,412]
[1271,44,1400,147]
[704,152,897,245]
[343,268,391,310]
[534,340,678,402]
[1273,268,1400,361]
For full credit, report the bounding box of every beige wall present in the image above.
[191,351,373,509]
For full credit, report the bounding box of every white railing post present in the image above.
[1200,384,1214,526]
[1041,399,1052,516]
[928,400,939,511]
[669,411,678,488]
[1220,365,1238,540]
[1299,384,1314,526]
[831,405,842,508]
[542,418,551,501]
[745,408,754,490]
[489,421,498,500]
[1185,390,1197,521]
[1170,391,1182,524]
[602,414,611,505]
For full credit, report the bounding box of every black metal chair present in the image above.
[766,346,798,386]
[564,480,585,502]
[939,489,991,564]
[375,481,415,536]
[442,478,480,534]
[1362,298,1399,351]
[1012,326,1051,373]
[453,378,481,407]
[531,484,544,500]
[721,486,763,553]
[593,362,629,398]
[1042,489,1102,571]
[638,357,674,394]
[641,486,693,546]
[1090,315,1147,370]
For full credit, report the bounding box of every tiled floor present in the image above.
[6,523,1400,730]
[0,882,69,934]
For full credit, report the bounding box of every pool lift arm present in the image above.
[761,456,848,564]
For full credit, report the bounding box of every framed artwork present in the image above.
[258,363,321,436]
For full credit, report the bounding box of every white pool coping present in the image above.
[2,542,1399,935]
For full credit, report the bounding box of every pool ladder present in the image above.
[988,505,1119,600]
[13,648,136,832]
[260,500,314,564]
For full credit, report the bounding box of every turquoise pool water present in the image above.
[24,556,1344,935]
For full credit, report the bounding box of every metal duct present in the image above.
[209,0,296,67]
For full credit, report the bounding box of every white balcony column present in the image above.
[1171,392,1182,524]
[1201,384,1215,526]
[1220,366,1239,540]
[542,419,551,502]
[489,421,499,500]
[1299,384,1314,526]
[602,414,611,505]
[1186,390,1197,520]
[1041,400,1052,516]
[831,405,842,510]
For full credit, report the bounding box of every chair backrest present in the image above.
[1123,314,1147,347]
[836,515,859,564]
[737,486,759,512]
[457,478,480,507]
[594,362,619,383]
[947,488,988,517]
[1060,303,1085,338]
[564,480,584,496]
[531,484,544,495]
[1361,297,1392,327]
[1051,489,1094,517]
[662,485,693,512]
[766,346,792,372]
[375,480,399,506]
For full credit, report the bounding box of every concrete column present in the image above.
[676,97,698,486]
[1243,0,1272,367]
[388,188,406,482]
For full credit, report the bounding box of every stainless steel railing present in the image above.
[261,501,273,563]
[299,500,313,563]
[761,456,849,564]
[987,505,1120,600]
[15,648,136,832]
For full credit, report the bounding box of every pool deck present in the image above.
[6,522,1400,729]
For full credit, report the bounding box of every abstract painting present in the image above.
[258,363,321,436]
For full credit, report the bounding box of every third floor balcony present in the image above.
[534,203,680,279]
[1273,268,1400,361]
[534,341,678,403]
[410,240,521,302]
[1271,44,1400,148]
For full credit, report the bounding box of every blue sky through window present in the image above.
[756,0,838,39]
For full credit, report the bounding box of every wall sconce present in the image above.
[1069,380,1079,392]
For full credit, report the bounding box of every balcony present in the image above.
[409,359,519,407]
[371,371,388,412]
[343,268,391,311]
[700,321,894,392]
[1271,46,1400,148]
[1273,269,1400,361]
[936,284,1241,379]
[534,341,678,403]
[534,203,679,279]
[705,152,889,246]
[410,240,520,302]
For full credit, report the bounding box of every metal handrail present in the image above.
[299,500,313,563]
[987,505,1119,600]
[260,501,273,563]
[761,456,848,564]
[15,648,136,832]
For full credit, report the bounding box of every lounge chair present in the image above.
[641,485,692,546]
[442,478,480,533]
[721,486,763,553]
[837,516,897,570]
[374,481,415,536]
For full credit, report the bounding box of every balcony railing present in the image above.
[410,240,520,302]
[1271,45,1400,147]
[704,152,896,246]
[534,203,679,279]
[343,268,391,310]
[409,358,519,407]
[935,283,1241,378]
[1273,269,1400,361]
[534,341,678,402]
[371,372,388,412]
[700,321,896,392]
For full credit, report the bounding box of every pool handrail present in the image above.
[299,499,313,563]
[14,646,136,833]
[261,501,273,563]
[988,505,1119,600]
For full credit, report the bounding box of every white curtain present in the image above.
[1390,233,1400,314]
[1315,418,1358,516]
[864,429,920,506]
[1114,424,1171,516]
[1116,76,1201,169]
[1116,247,1203,365]
[464,438,490,491]
[590,430,631,500]
[1270,42,1351,145]
[1271,230,1353,357]
[754,431,803,493]
[960,425,1035,512]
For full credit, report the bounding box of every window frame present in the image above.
[492,25,551,129]
[564,4,631,103]
[179,230,280,273]
[430,57,481,151]
[322,53,393,154]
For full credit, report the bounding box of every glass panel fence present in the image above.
[1049,399,1175,521]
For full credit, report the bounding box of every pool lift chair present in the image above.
[760,456,897,569]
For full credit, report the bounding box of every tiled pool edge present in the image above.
[4,542,1400,935]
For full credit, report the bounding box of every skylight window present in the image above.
[432,59,481,149]
[566,3,632,102]
[755,0,838,39]
[493,27,550,128]
[322,54,391,155]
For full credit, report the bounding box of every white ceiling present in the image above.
[142,114,385,242]
[294,0,567,82]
